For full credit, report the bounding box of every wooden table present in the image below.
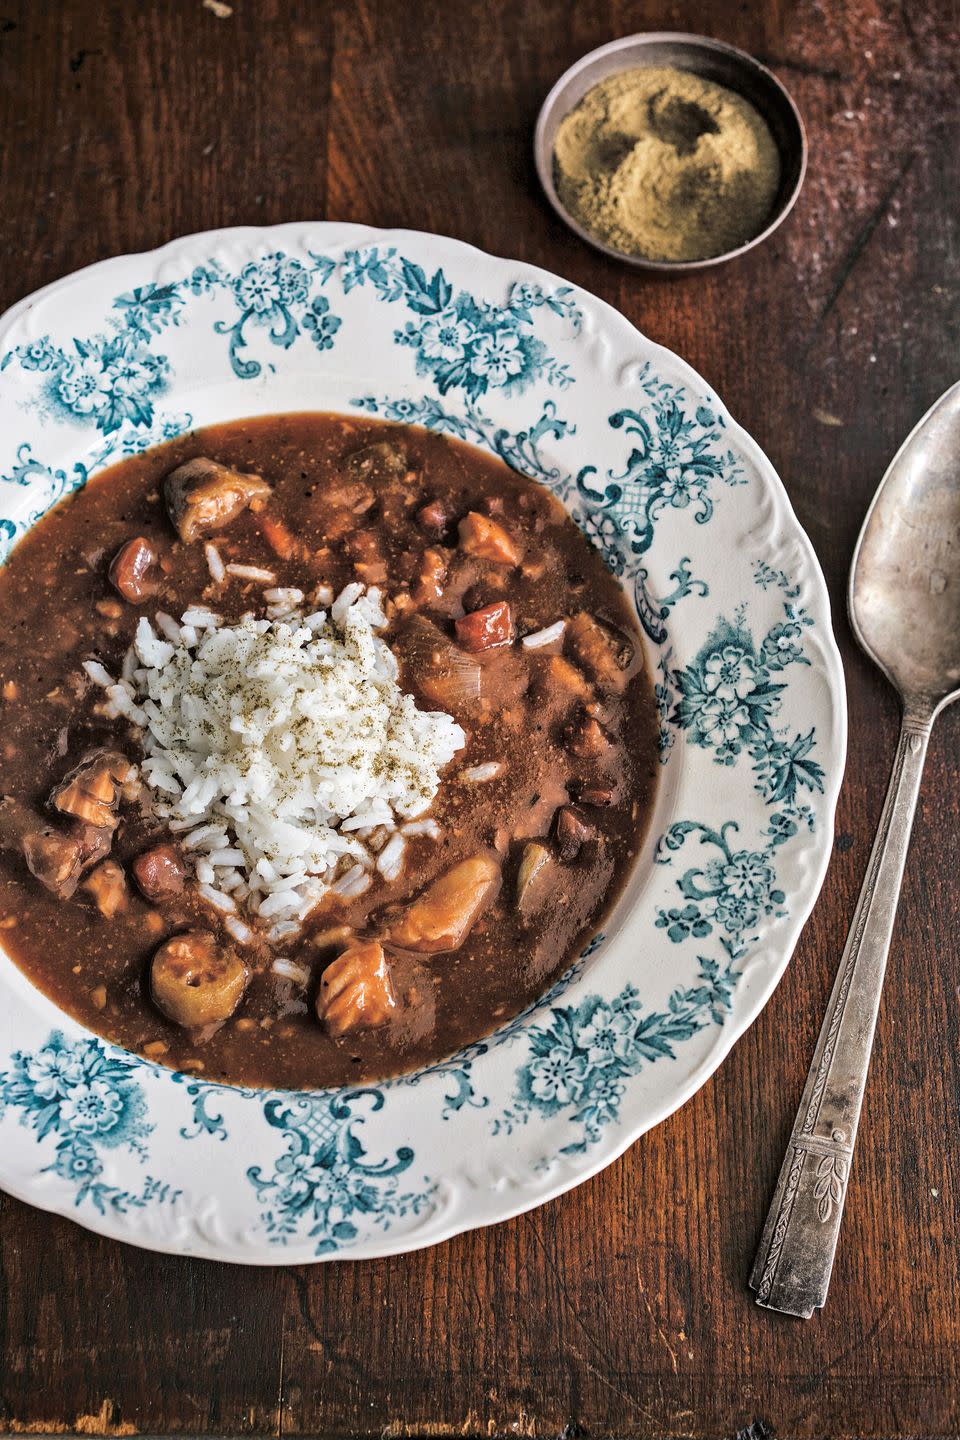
[1,1,958,1435]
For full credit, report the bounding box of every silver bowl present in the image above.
[534,32,808,273]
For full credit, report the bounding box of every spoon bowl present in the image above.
[850,380,960,717]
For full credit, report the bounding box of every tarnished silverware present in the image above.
[750,381,960,1318]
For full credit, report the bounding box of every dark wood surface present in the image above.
[1,1,958,1435]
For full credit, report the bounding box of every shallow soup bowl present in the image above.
[0,224,845,1261]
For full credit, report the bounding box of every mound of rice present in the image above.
[85,583,464,933]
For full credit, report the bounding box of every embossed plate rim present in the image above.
[0,223,846,1261]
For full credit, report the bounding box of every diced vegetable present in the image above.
[565,612,633,691]
[151,930,247,1027]
[458,511,520,566]
[455,600,514,653]
[82,859,128,918]
[50,750,132,830]
[261,514,297,559]
[462,762,503,783]
[515,842,554,920]
[108,537,158,604]
[555,806,592,862]
[164,457,271,543]
[316,939,397,1036]
[389,855,500,953]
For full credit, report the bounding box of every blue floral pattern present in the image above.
[496,809,806,1152]
[247,1091,433,1255]
[495,962,739,1155]
[0,227,843,1259]
[0,1033,178,1214]
[353,393,575,492]
[341,247,580,401]
[669,603,824,806]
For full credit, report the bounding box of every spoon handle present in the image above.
[749,713,932,1317]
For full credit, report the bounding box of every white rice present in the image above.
[401,818,441,839]
[224,914,253,945]
[522,619,566,649]
[272,957,311,985]
[83,659,115,689]
[462,762,504,783]
[376,832,406,881]
[204,543,226,583]
[225,563,276,583]
[84,583,462,931]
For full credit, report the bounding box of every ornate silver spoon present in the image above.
[750,380,960,1317]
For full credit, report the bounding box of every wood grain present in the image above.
[0,0,958,1435]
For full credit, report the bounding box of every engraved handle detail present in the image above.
[749,716,931,1318]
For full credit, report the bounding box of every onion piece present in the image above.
[396,615,481,709]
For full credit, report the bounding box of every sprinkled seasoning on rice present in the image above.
[85,584,464,929]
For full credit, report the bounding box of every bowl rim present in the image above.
[534,30,809,273]
[0,222,846,1262]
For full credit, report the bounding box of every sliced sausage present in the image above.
[389,855,500,953]
[458,511,520,566]
[108,537,158,603]
[151,930,247,1028]
[164,457,271,543]
[133,844,187,902]
[455,600,514,653]
[50,750,132,830]
[316,939,396,1036]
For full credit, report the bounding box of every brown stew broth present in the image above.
[0,414,659,1088]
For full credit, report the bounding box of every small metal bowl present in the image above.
[534,32,808,273]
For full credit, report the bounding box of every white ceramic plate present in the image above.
[0,224,845,1261]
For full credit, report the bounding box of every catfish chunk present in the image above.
[317,939,396,1036]
[22,827,86,898]
[50,750,132,830]
[164,457,271,543]
[389,855,500,952]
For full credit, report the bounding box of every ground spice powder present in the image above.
[553,66,781,262]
